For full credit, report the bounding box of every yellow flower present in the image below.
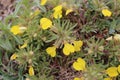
[117,65,120,73]
[53,11,62,19]
[46,46,56,57]
[40,18,52,30]
[10,25,21,35]
[73,58,86,71]
[10,25,27,35]
[74,77,80,80]
[104,77,112,80]
[74,77,84,80]
[102,9,112,17]
[63,43,75,55]
[19,42,27,49]
[29,66,34,76]
[10,53,18,60]
[66,9,73,15]
[106,67,118,77]
[73,40,83,51]
[40,0,47,6]
[53,5,62,19]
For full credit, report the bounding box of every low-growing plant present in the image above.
[0,0,120,80]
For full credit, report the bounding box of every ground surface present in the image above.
[0,0,15,21]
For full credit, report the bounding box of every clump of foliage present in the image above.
[0,0,120,80]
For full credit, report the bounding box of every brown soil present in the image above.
[0,0,15,21]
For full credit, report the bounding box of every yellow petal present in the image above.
[104,77,112,80]
[77,58,86,68]
[53,10,62,19]
[40,18,52,30]
[29,66,34,76]
[53,5,62,19]
[40,0,47,6]
[106,67,118,77]
[63,43,75,55]
[117,65,120,73]
[73,62,83,71]
[74,77,81,80]
[19,42,27,49]
[53,5,62,11]
[73,58,86,71]
[66,9,73,15]
[74,77,84,80]
[10,25,21,35]
[74,40,83,47]
[46,46,56,57]
[102,9,112,17]
[10,53,18,60]
[73,40,83,51]
[63,48,70,55]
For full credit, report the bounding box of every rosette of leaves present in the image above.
[108,19,120,34]
[83,64,105,80]
[85,37,105,57]
[45,19,77,48]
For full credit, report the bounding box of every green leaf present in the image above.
[13,0,23,16]
[0,39,13,52]
[0,51,2,65]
